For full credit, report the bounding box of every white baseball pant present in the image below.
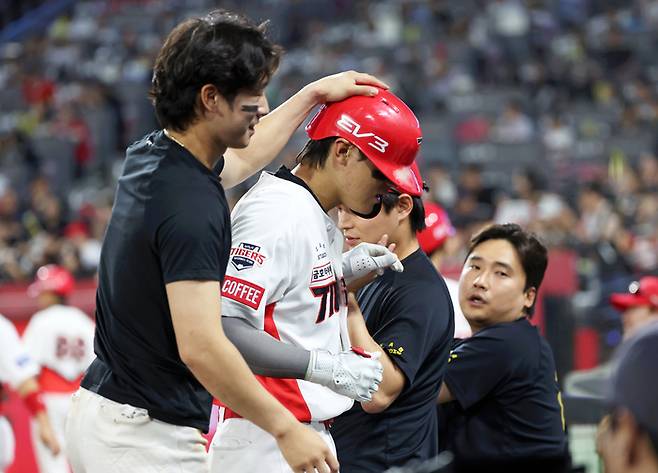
[209,414,336,473]
[65,388,209,473]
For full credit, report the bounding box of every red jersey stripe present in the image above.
[216,303,312,422]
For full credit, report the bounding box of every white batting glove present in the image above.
[342,242,403,284]
[305,348,383,402]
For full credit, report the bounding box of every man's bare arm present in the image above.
[221,71,388,189]
[166,280,338,473]
[346,294,405,414]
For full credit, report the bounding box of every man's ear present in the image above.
[523,286,537,312]
[397,194,413,222]
[332,138,352,167]
[199,84,225,115]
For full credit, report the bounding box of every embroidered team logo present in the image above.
[230,243,266,271]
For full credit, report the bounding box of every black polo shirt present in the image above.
[332,249,455,472]
[81,130,231,431]
[443,317,569,470]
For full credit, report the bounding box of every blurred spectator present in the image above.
[494,168,575,244]
[576,182,620,244]
[425,162,458,209]
[541,113,575,159]
[491,99,534,143]
[453,163,497,226]
[638,152,658,192]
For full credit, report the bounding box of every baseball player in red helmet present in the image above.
[23,265,95,473]
[209,87,422,472]
[417,202,471,339]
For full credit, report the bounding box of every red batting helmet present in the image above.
[610,276,658,311]
[27,265,75,298]
[305,88,423,196]
[417,202,455,255]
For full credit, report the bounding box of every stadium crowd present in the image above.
[1,0,658,337]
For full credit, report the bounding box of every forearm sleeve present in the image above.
[222,316,310,378]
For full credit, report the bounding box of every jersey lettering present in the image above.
[310,262,334,284]
[55,336,86,361]
[311,280,341,323]
[222,276,264,310]
[335,114,389,154]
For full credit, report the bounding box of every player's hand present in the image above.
[308,71,389,104]
[276,422,339,473]
[35,411,61,456]
[306,348,384,402]
[342,241,403,284]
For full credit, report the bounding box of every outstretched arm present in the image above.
[221,71,388,189]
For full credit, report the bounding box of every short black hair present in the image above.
[296,137,336,168]
[296,137,374,170]
[466,223,547,316]
[149,9,282,131]
[380,194,426,233]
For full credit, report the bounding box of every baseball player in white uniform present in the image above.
[417,202,471,339]
[0,313,60,473]
[209,88,424,472]
[22,265,95,473]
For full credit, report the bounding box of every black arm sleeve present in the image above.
[222,316,310,378]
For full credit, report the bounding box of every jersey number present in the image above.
[55,336,86,361]
[311,281,341,323]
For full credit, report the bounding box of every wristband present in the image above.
[24,391,46,416]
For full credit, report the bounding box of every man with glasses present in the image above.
[209,88,424,473]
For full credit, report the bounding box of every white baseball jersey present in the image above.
[22,305,95,391]
[0,313,39,389]
[221,170,353,422]
[444,278,472,339]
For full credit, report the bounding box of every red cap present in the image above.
[64,221,89,239]
[27,265,75,298]
[417,201,455,255]
[305,88,423,196]
[610,276,658,311]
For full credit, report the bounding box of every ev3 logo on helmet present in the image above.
[336,114,389,154]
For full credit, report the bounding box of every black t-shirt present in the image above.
[81,130,231,431]
[443,317,568,468]
[332,249,455,472]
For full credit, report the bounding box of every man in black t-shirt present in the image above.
[64,9,387,473]
[331,187,455,472]
[437,224,569,473]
